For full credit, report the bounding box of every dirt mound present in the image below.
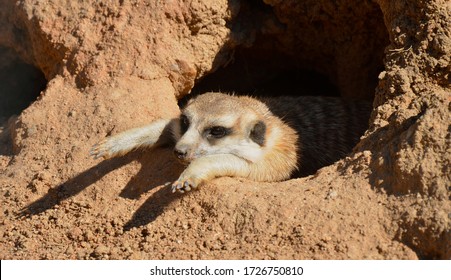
[0,0,449,259]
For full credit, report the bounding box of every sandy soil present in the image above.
[0,0,449,259]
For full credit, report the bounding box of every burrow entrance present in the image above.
[191,0,389,101]
[0,46,47,155]
[191,46,341,98]
[188,0,389,176]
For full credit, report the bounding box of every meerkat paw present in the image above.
[90,138,116,159]
[170,179,197,193]
[169,177,201,194]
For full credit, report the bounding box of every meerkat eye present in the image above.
[180,114,190,134]
[208,126,229,138]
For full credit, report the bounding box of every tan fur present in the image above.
[173,93,298,183]
[91,92,370,193]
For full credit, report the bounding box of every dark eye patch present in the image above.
[180,114,190,134]
[250,121,266,146]
[205,126,232,139]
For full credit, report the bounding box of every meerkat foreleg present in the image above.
[171,154,251,193]
[90,119,173,159]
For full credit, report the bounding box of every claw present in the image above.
[171,182,179,193]
[169,179,197,194]
[89,140,109,159]
[90,143,101,158]
[183,181,191,192]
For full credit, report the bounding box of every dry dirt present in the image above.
[0,0,449,259]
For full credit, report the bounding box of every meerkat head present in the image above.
[172,92,272,164]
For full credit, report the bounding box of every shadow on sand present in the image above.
[19,147,185,230]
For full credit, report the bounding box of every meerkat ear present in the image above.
[249,120,266,146]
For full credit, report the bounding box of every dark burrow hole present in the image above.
[0,46,47,155]
[183,0,389,176]
[188,46,341,99]
[188,0,388,101]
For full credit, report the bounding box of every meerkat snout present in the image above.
[173,147,187,160]
[173,118,236,163]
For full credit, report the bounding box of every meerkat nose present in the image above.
[174,148,187,160]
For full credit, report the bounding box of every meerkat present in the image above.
[90,92,371,193]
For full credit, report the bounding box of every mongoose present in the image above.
[90,92,371,193]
